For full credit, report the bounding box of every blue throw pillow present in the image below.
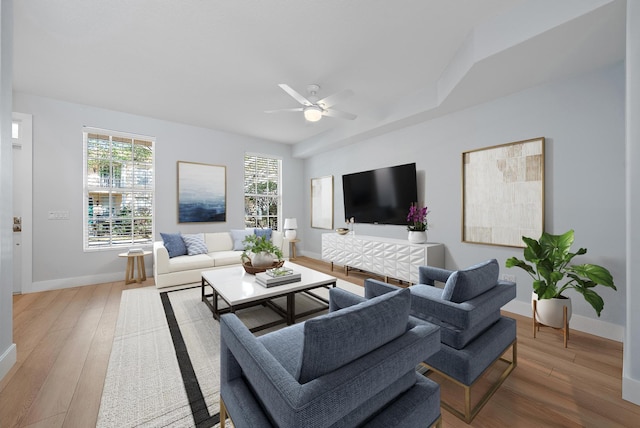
[182,233,209,255]
[160,232,187,258]
[230,229,253,251]
[254,228,272,241]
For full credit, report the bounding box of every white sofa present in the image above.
[153,230,289,288]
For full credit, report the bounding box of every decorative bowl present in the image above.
[336,228,349,235]
[242,260,284,274]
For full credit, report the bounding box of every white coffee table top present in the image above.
[201,261,337,306]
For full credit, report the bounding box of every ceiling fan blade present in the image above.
[278,84,313,107]
[323,108,357,120]
[317,89,354,108]
[264,107,304,114]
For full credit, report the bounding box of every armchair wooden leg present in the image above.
[220,397,227,428]
[432,415,443,428]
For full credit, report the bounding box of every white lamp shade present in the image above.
[283,218,297,230]
[284,218,297,240]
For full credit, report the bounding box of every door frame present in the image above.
[12,112,32,294]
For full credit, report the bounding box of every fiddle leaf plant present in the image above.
[505,229,616,316]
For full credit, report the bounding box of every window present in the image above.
[83,128,154,250]
[244,154,281,230]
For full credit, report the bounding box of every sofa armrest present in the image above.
[271,230,290,258]
[418,265,453,286]
[153,241,170,275]
[328,287,366,312]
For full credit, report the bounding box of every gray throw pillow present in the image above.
[182,233,209,255]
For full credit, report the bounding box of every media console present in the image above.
[321,233,445,284]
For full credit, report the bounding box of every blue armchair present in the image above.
[365,259,517,423]
[219,287,442,428]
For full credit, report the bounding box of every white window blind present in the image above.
[83,128,154,250]
[244,154,281,230]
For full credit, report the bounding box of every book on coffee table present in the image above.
[255,271,302,288]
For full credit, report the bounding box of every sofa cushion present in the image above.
[441,259,499,303]
[204,232,233,252]
[167,254,215,272]
[254,227,272,241]
[296,288,411,384]
[230,229,253,251]
[211,250,243,267]
[160,232,187,258]
[182,233,209,255]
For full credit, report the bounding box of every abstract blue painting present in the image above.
[178,161,226,223]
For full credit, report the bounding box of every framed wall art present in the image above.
[462,137,545,247]
[177,161,226,223]
[311,175,334,229]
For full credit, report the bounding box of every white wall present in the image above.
[303,63,627,339]
[0,0,15,381]
[12,93,305,292]
[624,0,640,406]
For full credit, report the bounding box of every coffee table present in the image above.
[201,261,337,332]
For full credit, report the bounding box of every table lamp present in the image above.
[283,218,298,240]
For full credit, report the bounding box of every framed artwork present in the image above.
[462,137,545,247]
[311,175,334,229]
[177,161,226,223]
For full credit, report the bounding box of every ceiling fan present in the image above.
[265,84,357,122]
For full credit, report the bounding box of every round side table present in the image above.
[118,250,152,284]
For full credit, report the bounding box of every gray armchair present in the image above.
[365,259,517,423]
[219,287,442,428]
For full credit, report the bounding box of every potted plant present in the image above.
[407,203,428,244]
[505,229,616,328]
[241,234,283,268]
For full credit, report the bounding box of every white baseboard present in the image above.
[26,268,151,294]
[0,344,17,382]
[623,375,640,406]
[502,299,624,342]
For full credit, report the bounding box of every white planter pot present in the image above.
[251,252,274,267]
[408,231,427,244]
[532,292,572,328]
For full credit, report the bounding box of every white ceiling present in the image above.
[13,0,626,157]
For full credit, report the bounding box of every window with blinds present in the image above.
[244,154,281,230]
[83,128,154,250]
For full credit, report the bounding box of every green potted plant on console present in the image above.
[506,229,616,343]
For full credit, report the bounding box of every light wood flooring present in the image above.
[1,256,639,427]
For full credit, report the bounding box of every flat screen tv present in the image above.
[342,163,418,225]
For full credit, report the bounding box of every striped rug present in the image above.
[97,280,363,427]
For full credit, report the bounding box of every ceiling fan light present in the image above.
[304,106,323,122]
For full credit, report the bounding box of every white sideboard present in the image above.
[321,233,444,284]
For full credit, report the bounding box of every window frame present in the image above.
[83,127,155,251]
[243,153,282,230]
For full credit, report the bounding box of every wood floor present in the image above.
[1,256,639,427]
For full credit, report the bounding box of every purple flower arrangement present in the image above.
[407,204,428,232]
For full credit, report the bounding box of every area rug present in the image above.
[97,280,364,428]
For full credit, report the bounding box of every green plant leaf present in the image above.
[505,257,535,275]
[574,287,605,317]
[569,264,616,288]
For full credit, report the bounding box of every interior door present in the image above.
[12,113,33,294]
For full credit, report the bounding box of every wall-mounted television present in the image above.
[342,163,418,225]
